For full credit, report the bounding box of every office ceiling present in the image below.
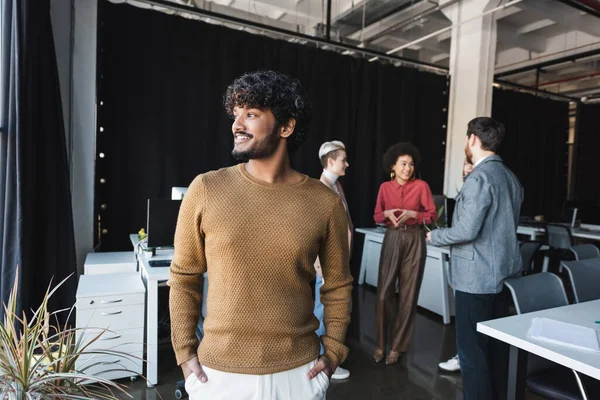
[113,0,600,100]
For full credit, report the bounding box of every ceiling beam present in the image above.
[193,0,304,31]
[374,34,451,54]
[520,0,600,37]
[495,5,523,19]
[548,75,600,96]
[226,0,319,25]
[497,22,548,53]
[516,18,555,35]
[431,53,450,63]
[346,1,445,42]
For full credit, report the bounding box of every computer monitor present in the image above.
[432,195,447,226]
[146,199,182,248]
[446,198,456,227]
[560,205,578,228]
[171,186,188,200]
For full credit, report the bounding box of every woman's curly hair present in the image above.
[224,71,312,152]
[383,142,421,174]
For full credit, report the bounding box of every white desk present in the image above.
[130,234,171,387]
[355,228,453,324]
[516,224,600,242]
[517,225,545,241]
[477,300,600,400]
[572,227,600,241]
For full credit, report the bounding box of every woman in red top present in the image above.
[372,143,437,365]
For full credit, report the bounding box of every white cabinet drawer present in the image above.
[76,304,144,331]
[76,351,143,381]
[78,328,144,353]
[77,293,144,311]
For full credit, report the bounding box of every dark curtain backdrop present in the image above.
[0,0,77,318]
[97,1,449,267]
[491,88,570,221]
[574,103,600,223]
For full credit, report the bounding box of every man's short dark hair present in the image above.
[382,142,421,173]
[467,117,505,152]
[224,70,311,152]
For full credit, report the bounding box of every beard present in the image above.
[231,125,280,162]
[464,143,473,165]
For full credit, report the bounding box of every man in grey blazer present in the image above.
[426,117,523,400]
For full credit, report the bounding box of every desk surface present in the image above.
[477,300,600,380]
[130,234,171,281]
[517,225,600,242]
[572,228,600,241]
[355,227,450,254]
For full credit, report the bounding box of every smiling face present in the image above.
[392,155,415,184]
[231,106,280,161]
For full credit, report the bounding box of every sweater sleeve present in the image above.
[167,175,207,366]
[319,198,353,369]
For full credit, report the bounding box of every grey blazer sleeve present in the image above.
[430,175,493,246]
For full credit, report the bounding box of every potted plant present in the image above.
[0,270,139,399]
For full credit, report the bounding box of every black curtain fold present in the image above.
[97,2,449,272]
[491,88,570,222]
[573,103,600,223]
[0,0,77,318]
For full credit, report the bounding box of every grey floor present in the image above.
[118,284,543,399]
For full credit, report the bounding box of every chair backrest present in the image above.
[520,242,542,274]
[545,224,573,250]
[561,259,600,303]
[504,272,568,314]
[572,243,600,260]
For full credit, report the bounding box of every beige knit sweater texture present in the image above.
[168,164,353,374]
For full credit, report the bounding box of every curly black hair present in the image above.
[383,142,421,174]
[223,70,312,152]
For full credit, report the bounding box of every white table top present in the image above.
[85,251,136,266]
[572,228,600,241]
[517,225,545,234]
[355,227,450,254]
[477,300,600,380]
[516,224,600,241]
[77,273,145,298]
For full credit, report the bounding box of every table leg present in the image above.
[146,280,159,387]
[507,345,528,400]
[358,238,368,285]
[439,255,451,325]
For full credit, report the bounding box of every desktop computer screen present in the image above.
[147,199,182,249]
[432,195,456,228]
[171,186,188,200]
[446,198,456,227]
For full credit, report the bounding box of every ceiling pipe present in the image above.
[538,71,600,88]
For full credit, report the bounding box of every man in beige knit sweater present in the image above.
[168,71,353,400]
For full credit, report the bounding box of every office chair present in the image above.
[561,259,600,303]
[520,241,542,275]
[544,224,597,273]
